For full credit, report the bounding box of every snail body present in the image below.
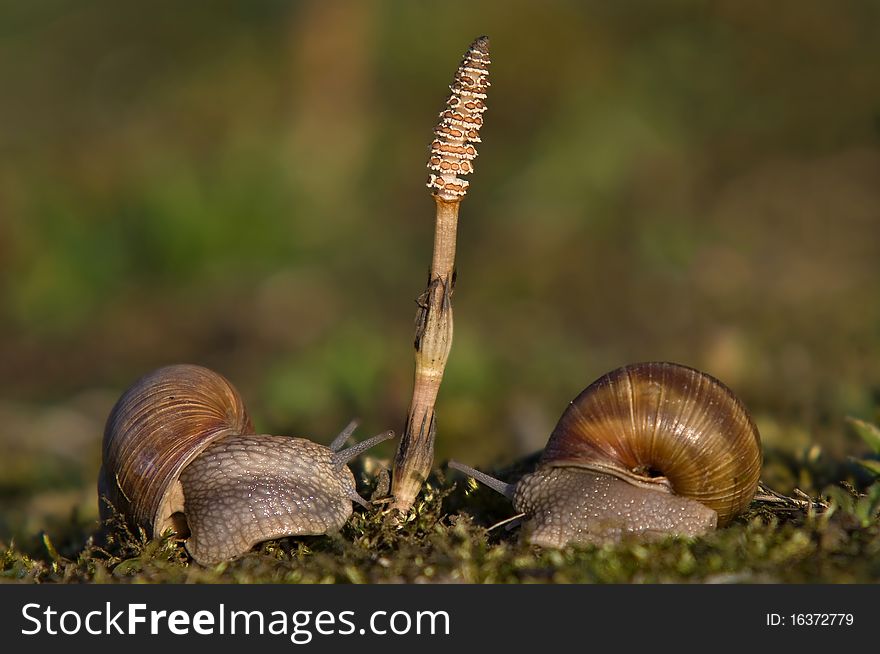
[99,364,393,565]
[450,362,762,547]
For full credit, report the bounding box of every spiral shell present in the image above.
[99,364,253,536]
[427,35,490,201]
[540,362,762,525]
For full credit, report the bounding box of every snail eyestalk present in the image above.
[391,36,491,513]
[329,418,361,452]
[331,430,395,470]
[448,460,514,500]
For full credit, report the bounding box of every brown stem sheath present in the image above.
[391,199,459,512]
[391,36,490,513]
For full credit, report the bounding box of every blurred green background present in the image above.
[2,0,880,542]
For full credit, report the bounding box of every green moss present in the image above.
[2,456,879,584]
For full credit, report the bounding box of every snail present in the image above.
[98,364,394,565]
[449,362,762,547]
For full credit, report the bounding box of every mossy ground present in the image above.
[3,3,880,586]
[3,451,879,584]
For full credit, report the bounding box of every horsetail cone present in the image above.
[391,36,490,513]
[426,35,490,201]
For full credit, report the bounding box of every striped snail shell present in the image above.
[450,362,762,547]
[98,364,393,565]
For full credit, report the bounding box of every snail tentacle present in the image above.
[447,460,515,500]
[331,430,395,470]
[347,488,373,509]
[329,419,361,452]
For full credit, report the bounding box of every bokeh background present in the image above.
[2,0,880,543]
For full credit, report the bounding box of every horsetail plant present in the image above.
[390,36,491,513]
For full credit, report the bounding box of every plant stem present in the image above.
[391,36,490,513]
[391,199,459,512]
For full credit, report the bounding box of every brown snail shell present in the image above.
[99,364,252,537]
[98,364,393,564]
[449,362,762,547]
[540,361,762,526]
